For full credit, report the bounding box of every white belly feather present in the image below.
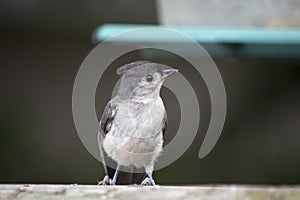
[103,98,165,168]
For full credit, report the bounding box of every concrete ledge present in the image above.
[1,184,300,200]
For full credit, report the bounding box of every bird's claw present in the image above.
[141,177,156,186]
[98,175,113,185]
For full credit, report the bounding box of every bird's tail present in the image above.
[107,166,146,185]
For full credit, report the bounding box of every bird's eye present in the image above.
[145,74,153,82]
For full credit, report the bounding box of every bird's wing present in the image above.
[99,101,118,135]
[162,112,167,138]
[97,101,118,175]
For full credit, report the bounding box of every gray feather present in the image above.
[116,60,152,75]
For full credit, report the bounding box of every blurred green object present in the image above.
[95,24,300,44]
[94,24,300,58]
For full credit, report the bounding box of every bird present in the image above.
[97,60,178,185]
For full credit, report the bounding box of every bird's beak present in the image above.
[161,68,178,79]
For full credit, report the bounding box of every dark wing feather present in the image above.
[98,101,118,176]
[162,113,167,138]
[100,102,118,135]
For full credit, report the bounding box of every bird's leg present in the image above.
[141,164,155,186]
[111,165,120,185]
[98,175,112,185]
[98,165,120,185]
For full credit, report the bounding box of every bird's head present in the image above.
[117,60,178,100]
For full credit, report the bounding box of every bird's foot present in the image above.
[98,175,113,185]
[141,177,156,186]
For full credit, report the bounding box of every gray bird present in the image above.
[98,60,178,185]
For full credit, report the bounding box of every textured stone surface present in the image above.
[0,184,300,200]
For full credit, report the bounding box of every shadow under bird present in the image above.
[98,60,178,185]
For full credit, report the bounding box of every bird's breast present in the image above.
[113,98,165,138]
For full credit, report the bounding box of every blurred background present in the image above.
[1,0,300,185]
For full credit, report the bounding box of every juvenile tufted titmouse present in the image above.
[98,60,178,185]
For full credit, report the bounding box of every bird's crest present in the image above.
[117,60,152,75]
